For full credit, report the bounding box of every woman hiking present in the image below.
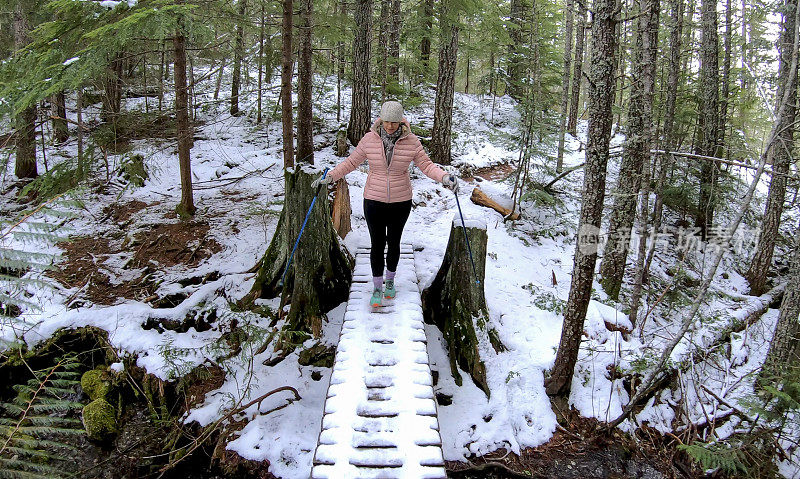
[313,100,459,308]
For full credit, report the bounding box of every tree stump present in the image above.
[331,178,352,239]
[248,166,354,341]
[422,216,495,396]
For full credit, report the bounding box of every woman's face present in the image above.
[383,121,400,134]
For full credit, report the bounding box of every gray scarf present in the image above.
[379,125,403,166]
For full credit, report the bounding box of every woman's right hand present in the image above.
[442,174,459,194]
[312,173,333,188]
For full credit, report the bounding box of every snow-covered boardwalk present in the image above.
[311,244,446,479]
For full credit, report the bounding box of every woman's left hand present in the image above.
[442,174,459,194]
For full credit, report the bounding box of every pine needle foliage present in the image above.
[678,442,748,475]
[0,355,84,479]
[0,197,74,350]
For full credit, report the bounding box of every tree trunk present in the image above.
[282,0,295,168]
[422,219,494,396]
[389,0,401,84]
[506,0,526,100]
[567,6,586,136]
[52,92,68,144]
[103,54,123,125]
[297,0,314,164]
[248,168,354,340]
[642,0,683,285]
[556,0,575,172]
[331,178,352,239]
[719,0,732,149]
[336,0,345,123]
[626,0,659,324]
[378,0,389,101]
[77,89,84,178]
[257,3,265,124]
[14,0,36,180]
[347,0,372,146]
[546,0,618,398]
[695,0,721,236]
[420,0,433,71]
[159,41,166,111]
[430,13,459,165]
[762,217,800,380]
[174,8,195,217]
[231,0,247,116]
[746,0,798,296]
[599,0,659,301]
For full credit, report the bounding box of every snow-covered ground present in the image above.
[1,68,798,478]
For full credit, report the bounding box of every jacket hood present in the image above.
[371,117,412,139]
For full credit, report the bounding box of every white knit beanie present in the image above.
[380,101,404,123]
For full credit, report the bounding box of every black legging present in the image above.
[363,199,412,277]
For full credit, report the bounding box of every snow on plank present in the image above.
[311,245,446,479]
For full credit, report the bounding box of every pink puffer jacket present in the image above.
[328,118,447,203]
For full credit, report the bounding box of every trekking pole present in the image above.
[278,168,329,288]
[453,189,480,286]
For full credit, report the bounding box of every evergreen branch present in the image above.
[0,360,64,456]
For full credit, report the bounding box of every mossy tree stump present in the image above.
[248,166,353,341]
[422,217,495,396]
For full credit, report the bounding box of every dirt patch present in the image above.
[446,413,691,479]
[129,221,222,269]
[102,200,150,224]
[463,163,516,182]
[49,221,222,306]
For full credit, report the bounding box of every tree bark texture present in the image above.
[762,217,800,379]
[420,0,433,70]
[430,14,459,165]
[506,0,526,100]
[695,0,721,236]
[249,168,354,339]
[282,0,295,168]
[746,0,798,296]
[546,0,618,397]
[422,220,492,396]
[174,12,195,216]
[719,0,732,148]
[297,0,315,164]
[567,6,586,136]
[332,178,352,239]
[556,0,575,172]
[231,0,246,116]
[347,0,372,146]
[103,54,123,125]
[14,0,36,180]
[599,0,659,301]
[379,0,389,101]
[52,92,68,144]
[389,0,401,82]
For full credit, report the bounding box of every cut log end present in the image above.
[470,187,520,220]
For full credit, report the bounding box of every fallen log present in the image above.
[470,187,520,220]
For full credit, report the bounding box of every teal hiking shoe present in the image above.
[370,288,383,308]
[383,279,396,299]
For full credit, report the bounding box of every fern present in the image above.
[0,356,84,479]
[678,442,748,475]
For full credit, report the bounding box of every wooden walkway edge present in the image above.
[311,244,446,479]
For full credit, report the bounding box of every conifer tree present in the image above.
[547,0,619,397]
[13,0,36,180]
[348,0,372,146]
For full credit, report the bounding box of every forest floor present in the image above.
[1,72,798,478]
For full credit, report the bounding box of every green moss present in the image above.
[81,368,112,401]
[82,398,117,442]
